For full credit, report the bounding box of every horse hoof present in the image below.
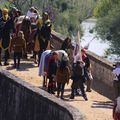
[4,62,9,66]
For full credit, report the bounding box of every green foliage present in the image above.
[0,1,10,8]
[95,1,120,56]
[2,0,96,36]
[93,0,112,17]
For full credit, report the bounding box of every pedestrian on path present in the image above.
[10,31,26,69]
[70,60,88,101]
[113,62,120,99]
[81,48,93,92]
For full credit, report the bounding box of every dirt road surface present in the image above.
[1,59,113,120]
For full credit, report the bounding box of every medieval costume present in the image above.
[0,8,15,65]
[81,48,93,92]
[10,31,26,69]
[36,12,52,66]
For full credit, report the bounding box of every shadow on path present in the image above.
[91,100,113,109]
[6,62,37,71]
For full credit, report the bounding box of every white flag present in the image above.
[73,31,82,62]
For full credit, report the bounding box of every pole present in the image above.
[77,31,82,61]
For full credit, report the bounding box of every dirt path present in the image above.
[1,59,113,120]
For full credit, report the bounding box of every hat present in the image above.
[2,8,8,15]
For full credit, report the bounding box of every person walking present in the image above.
[0,8,15,65]
[37,12,52,66]
[10,31,26,69]
[70,60,88,101]
[81,48,93,92]
[113,62,120,99]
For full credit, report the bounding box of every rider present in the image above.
[36,12,52,66]
[0,8,15,65]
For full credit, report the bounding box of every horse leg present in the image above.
[0,47,2,65]
[4,49,9,65]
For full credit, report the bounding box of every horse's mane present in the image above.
[16,15,30,24]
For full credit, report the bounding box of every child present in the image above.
[56,60,70,99]
[10,31,26,69]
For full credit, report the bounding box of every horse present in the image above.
[38,49,69,87]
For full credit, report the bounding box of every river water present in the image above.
[81,19,110,57]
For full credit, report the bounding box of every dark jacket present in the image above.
[47,57,57,79]
[0,17,15,49]
[71,62,84,81]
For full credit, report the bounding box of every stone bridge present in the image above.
[0,31,114,120]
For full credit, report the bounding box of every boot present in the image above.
[83,95,88,101]
[86,80,92,92]
[57,91,60,98]
[4,61,9,66]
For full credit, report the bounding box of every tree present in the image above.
[2,0,96,36]
[93,0,112,17]
[94,1,120,56]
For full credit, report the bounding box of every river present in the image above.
[81,18,110,57]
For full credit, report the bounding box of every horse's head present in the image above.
[16,15,30,24]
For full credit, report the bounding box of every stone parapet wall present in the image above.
[87,51,113,87]
[0,69,84,120]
